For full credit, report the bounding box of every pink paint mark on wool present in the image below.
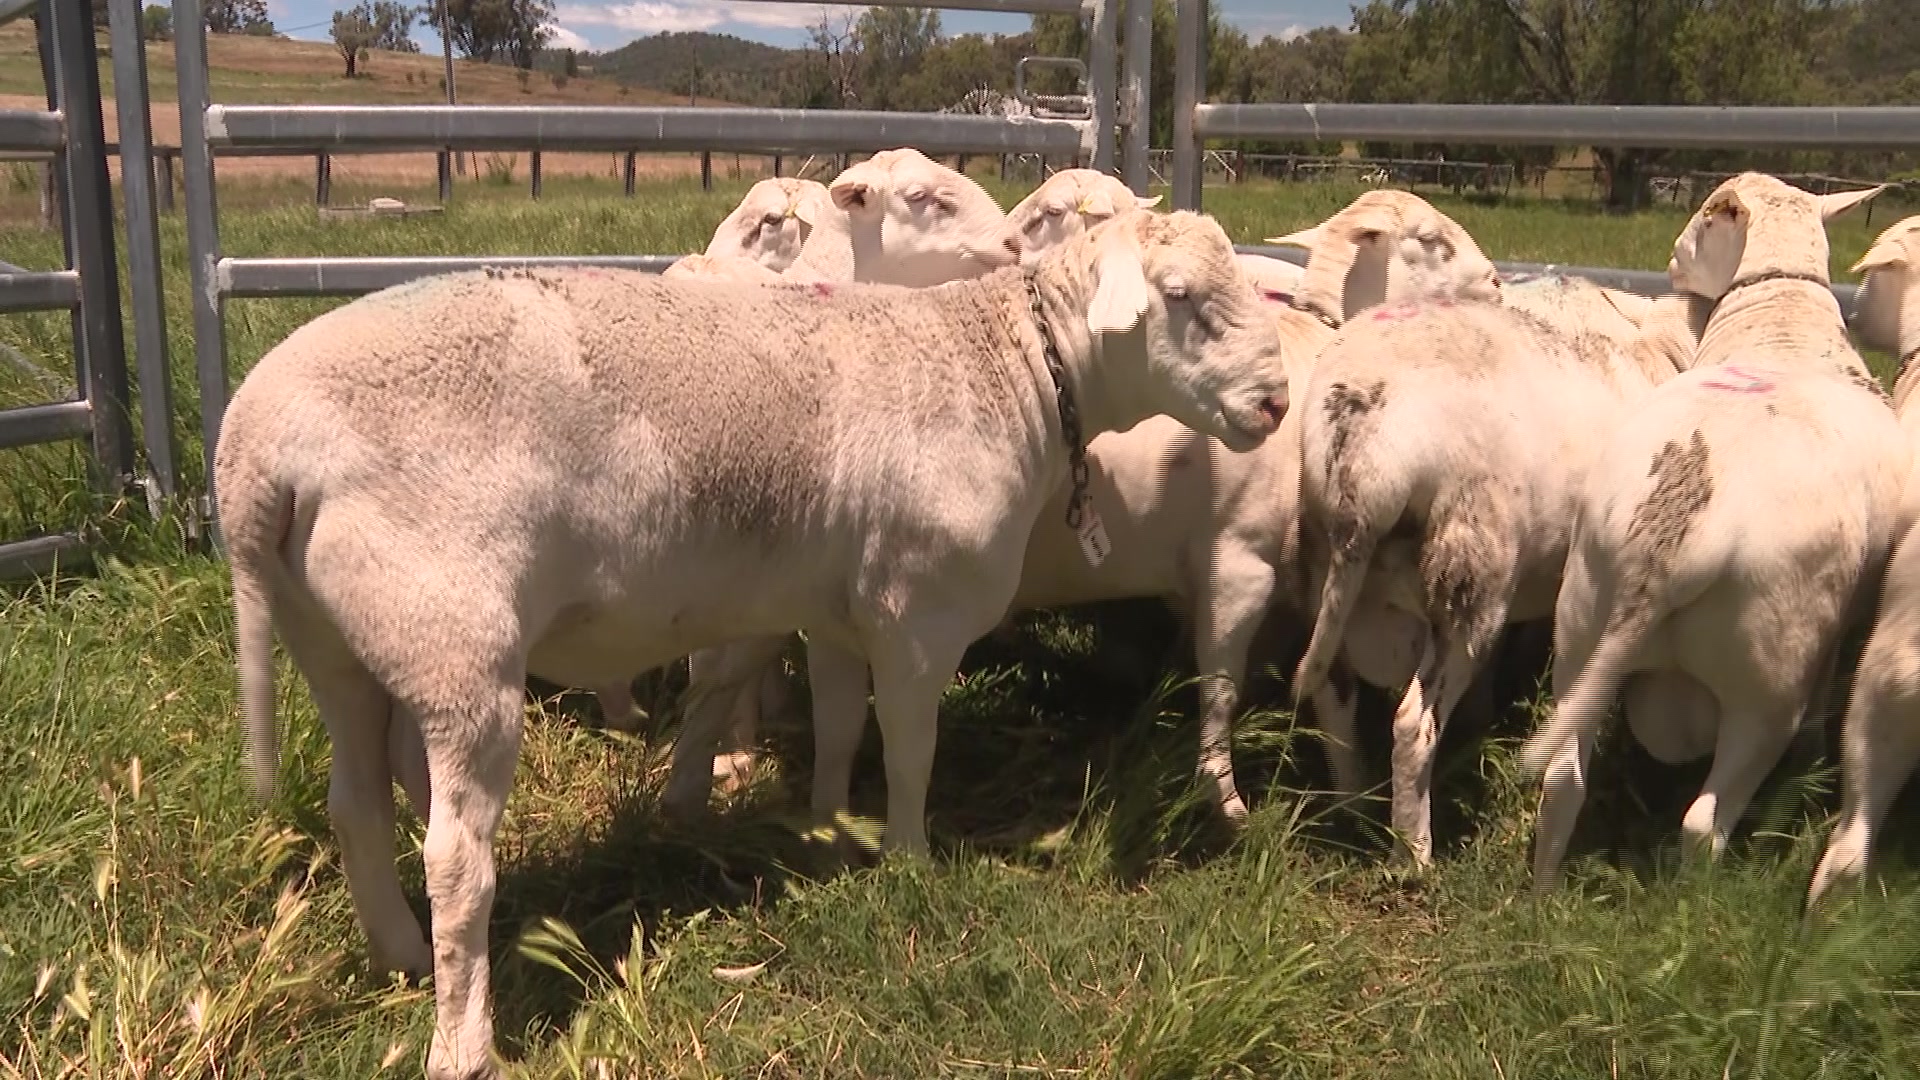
[1701,364,1777,394]
[1258,288,1293,304]
[811,282,836,298]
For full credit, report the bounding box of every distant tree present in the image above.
[331,8,377,77]
[431,0,552,67]
[205,0,272,35]
[141,3,172,40]
[563,46,578,77]
[369,0,420,53]
[854,7,941,109]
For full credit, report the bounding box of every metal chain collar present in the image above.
[1026,272,1091,530]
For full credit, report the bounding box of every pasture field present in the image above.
[3,180,1920,1078]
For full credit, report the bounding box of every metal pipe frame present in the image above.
[1119,0,1150,194]
[0,269,80,313]
[204,105,1092,157]
[47,0,133,490]
[107,0,178,502]
[1195,103,1920,150]
[1170,0,1204,209]
[0,400,92,451]
[172,0,229,532]
[1085,0,1117,171]
[221,255,684,298]
[0,108,63,151]
[0,533,91,584]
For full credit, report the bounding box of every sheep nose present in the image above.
[1002,235,1023,259]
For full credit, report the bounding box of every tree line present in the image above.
[587,0,1915,207]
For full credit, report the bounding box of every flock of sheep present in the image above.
[205,147,1920,1078]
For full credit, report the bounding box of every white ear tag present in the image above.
[1075,500,1111,567]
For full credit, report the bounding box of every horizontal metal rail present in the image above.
[1234,243,1863,310]
[749,0,1083,10]
[0,107,63,152]
[0,269,80,313]
[1196,104,1920,151]
[0,532,90,582]
[0,399,90,451]
[206,105,1090,157]
[219,255,684,298]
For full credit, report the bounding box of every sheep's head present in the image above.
[1008,168,1163,263]
[1669,172,1886,299]
[1069,209,1287,452]
[704,178,829,272]
[1269,190,1498,318]
[1850,215,1920,360]
[663,253,786,284]
[828,148,1021,286]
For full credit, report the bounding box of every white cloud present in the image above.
[545,24,593,51]
[555,1,862,35]
[1277,22,1308,41]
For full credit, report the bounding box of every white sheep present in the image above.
[217,210,1287,1079]
[702,176,832,272]
[662,187,1503,823]
[1007,167,1162,256]
[1290,267,1669,867]
[1799,214,1920,905]
[1520,174,1898,893]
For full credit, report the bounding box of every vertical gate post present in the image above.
[50,0,134,491]
[1121,0,1150,195]
[172,0,231,540]
[623,151,636,196]
[1170,0,1205,210]
[531,149,542,198]
[1086,0,1116,172]
[107,0,178,504]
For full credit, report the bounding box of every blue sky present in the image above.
[264,0,1356,56]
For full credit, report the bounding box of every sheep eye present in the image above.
[761,214,783,229]
[1165,284,1189,301]
[1044,205,1066,218]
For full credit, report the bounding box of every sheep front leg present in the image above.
[1191,550,1277,824]
[662,637,787,819]
[868,627,974,858]
[806,637,874,839]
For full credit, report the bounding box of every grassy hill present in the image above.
[583,30,803,108]
[0,18,724,111]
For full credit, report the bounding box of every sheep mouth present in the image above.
[1219,390,1287,449]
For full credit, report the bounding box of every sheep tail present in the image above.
[1294,511,1381,707]
[225,480,294,808]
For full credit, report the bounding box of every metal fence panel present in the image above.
[1195,103,1920,151]
[0,269,80,313]
[107,0,177,501]
[205,105,1093,157]
[0,399,91,451]
[0,107,63,151]
[220,255,683,298]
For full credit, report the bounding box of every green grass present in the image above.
[5,179,1920,1078]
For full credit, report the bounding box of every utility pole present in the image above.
[440,0,460,190]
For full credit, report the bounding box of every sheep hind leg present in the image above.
[276,612,431,980]
[1677,702,1799,866]
[1387,631,1488,868]
[661,637,787,820]
[1809,638,1920,905]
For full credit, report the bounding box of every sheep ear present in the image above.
[1078,189,1118,218]
[1819,184,1888,222]
[1701,188,1746,221]
[1851,238,1909,276]
[829,179,872,212]
[1086,237,1153,336]
[1599,288,1655,328]
[1135,194,1163,210]
[1263,224,1321,249]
